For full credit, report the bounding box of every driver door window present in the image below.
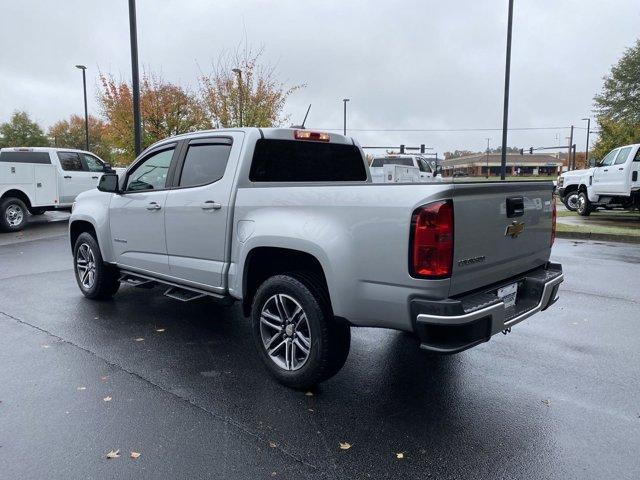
[81,154,105,172]
[600,149,618,167]
[126,148,174,191]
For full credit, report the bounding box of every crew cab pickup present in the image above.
[557,143,640,215]
[0,147,120,232]
[69,128,563,388]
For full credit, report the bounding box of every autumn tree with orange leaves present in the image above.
[98,72,210,164]
[48,114,113,163]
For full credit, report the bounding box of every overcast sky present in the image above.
[1,0,638,154]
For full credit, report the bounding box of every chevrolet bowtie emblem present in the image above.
[505,221,525,238]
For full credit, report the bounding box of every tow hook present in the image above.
[502,327,512,335]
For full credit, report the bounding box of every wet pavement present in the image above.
[0,226,638,479]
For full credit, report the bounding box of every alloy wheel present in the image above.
[259,294,312,371]
[76,243,97,290]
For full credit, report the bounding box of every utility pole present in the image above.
[485,138,491,178]
[128,0,142,156]
[582,117,591,165]
[75,65,89,151]
[500,0,515,180]
[567,125,574,170]
[342,99,349,136]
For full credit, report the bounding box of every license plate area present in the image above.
[497,282,518,308]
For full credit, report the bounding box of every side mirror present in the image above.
[103,163,116,173]
[98,173,120,193]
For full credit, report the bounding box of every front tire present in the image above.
[73,232,120,299]
[0,197,28,232]
[562,192,579,211]
[251,273,350,389]
[577,192,592,216]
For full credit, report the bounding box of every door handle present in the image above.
[603,169,608,172]
[201,201,222,210]
[146,202,162,211]
[64,175,72,179]
[618,167,624,170]
[92,176,99,179]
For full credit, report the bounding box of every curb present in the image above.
[556,231,640,244]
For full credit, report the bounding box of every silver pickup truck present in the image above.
[69,128,563,388]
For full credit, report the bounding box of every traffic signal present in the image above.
[529,147,534,154]
[400,144,405,154]
[519,148,524,155]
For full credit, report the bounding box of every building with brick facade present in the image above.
[440,153,563,177]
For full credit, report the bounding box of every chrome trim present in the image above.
[416,273,564,331]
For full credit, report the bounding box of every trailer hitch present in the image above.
[502,327,512,335]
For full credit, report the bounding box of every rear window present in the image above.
[58,152,84,171]
[370,157,414,167]
[179,143,231,187]
[0,151,51,164]
[249,139,367,182]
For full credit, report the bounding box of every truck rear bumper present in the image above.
[411,263,563,354]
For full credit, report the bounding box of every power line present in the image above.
[309,126,583,133]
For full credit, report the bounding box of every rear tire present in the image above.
[0,197,28,232]
[73,232,120,300]
[251,273,350,389]
[577,192,592,216]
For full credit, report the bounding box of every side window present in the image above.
[179,143,231,187]
[81,154,104,172]
[125,148,174,191]
[58,152,84,171]
[614,146,632,165]
[600,149,618,167]
[634,147,640,162]
[417,159,427,172]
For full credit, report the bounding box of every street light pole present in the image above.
[499,0,515,180]
[75,65,89,151]
[582,117,591,165]
[128,0,142,156]
[232,69,243,127]
[485,138,491,178]
[343,99,350,136]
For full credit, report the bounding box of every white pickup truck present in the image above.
[0,147,120,231]
[69,128,563,389]
[370,154,442,183]
[557,143,640,215]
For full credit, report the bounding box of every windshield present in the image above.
[370,157,414,167]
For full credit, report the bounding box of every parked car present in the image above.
[370,154,442,183]
[0,147,122,232]
[557,143,640,215]
[69,128,563,389]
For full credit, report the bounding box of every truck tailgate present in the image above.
[449,182,554,296]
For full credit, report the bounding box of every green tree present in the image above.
[48,114,113,163]
[200,46,304,128]
[0,111,49,147]
[592,39,640,159]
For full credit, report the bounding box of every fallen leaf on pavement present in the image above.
[100,376,108,381]
[269,442,277,448]
[305,391,313,396]
[308,408,314,412]
[76,387,86,391]
[541,399,551,406]
[106,449,120,459]
[155,328,165,332]
[130,451,141,459]
[396,452,404,459]
[339,442,352,450]
[134,338,144,342]
[41,344,50,349]
[103,396,112,402]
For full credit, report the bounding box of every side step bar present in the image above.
[119,273,156,289]
[163,286,207,302]
[117,269,232,305]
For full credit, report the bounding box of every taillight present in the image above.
[551,195,557,247]
[410,200,454,278]
[294,130,330,142]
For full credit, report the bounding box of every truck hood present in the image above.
[562,167,594,178]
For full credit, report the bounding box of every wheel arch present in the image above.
[69,219,98,252]
[241,246,332,318]
[0,189,33,209]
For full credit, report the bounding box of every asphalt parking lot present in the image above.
[0,217,638,479]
